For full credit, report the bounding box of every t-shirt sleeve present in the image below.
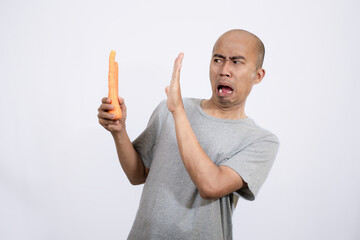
[220,133,279,201]
[132,100,168,169]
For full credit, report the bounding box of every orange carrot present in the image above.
[108,50,122,119]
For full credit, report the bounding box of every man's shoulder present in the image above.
[245,119,279,145]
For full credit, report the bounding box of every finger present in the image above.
[102,97,111,103]
[99,118,119,126]
[116,96,125,107]
[98,111,116,120]
[174,52,184,68]
[117,96,124,104]
[117,96,127,119]
[171,52,184,86]
[172,53,184,77]
[98,103,114,112]
[98,102,114,111]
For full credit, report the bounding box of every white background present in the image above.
[1,0,359,239]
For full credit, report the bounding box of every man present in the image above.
[97,29,279,239]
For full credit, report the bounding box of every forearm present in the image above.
[172,109,223,198]
[165,53,243,199]
[111,128,148,185]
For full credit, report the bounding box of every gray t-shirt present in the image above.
[129,98,279,240]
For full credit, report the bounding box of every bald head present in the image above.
[213,29,265,69]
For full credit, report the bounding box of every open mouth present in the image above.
[217,85,233,95]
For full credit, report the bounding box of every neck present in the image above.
[201,98,247,119]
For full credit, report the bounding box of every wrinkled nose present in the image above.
[220,61,231,77]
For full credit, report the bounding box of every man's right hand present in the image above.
[97,96,127,134]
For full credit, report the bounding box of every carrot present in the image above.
[108,50,122,119]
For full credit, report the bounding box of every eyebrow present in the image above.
[213,54,246,61]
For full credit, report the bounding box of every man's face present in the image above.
[209,32,263,109]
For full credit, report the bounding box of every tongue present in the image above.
[221,86,232,93]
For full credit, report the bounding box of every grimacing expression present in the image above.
[209,31,264,108]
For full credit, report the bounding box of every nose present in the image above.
[219,60,231,77]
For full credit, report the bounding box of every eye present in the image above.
[214,58,222,63]
[233,60,242,64]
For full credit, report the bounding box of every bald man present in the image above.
[98,29,279,240]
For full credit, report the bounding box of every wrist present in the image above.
[111,126,128,142]
[171,106,186,119]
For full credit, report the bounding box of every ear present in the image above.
[253,68,265,85]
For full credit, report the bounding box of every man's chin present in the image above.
[212,96,234,108]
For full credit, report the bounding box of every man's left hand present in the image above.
[165,53,184,114]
